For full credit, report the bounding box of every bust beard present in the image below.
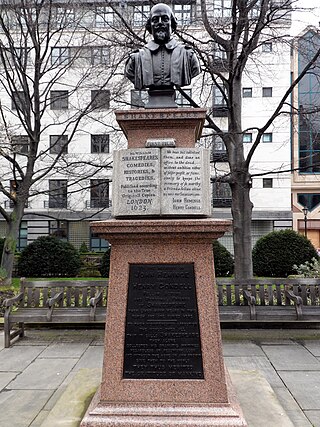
[154,29,169,44]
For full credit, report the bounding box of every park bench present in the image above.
[216,278,320,323]
[3,278,109,348]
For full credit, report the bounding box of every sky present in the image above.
[291,0,320,35]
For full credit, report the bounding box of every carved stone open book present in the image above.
[112,147,211,217]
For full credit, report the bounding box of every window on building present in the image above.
[50,90,69,110]
[213,0,232,17]
[131,90,148,108]
[17,221,28,251]
[90,179,110,208]
[11,91,28,112]
[211,134,228,161]
[133,4,150,27]
[51,47,70,65]
[243,133,252,143]
[212,84,227,105]
[262,42,273,52]
[212,42,227,61]
[90,231,109,252]
[91,134,110,153]
[54,7,76,28]
[50,135,68,154]
[91,90,110,110]
[262,133,273,142]
[262,87,273,97]
[49,179,68,208]
[298,193,320,211]
[212,181,232,207]
[49,220,68,240]
[263,178,273,188]
[242,87,252,98]
[11,135,29,154]
[176,89,192,106]
[95,6,114,27]
[91,47,110,65]
[173,3,192,25]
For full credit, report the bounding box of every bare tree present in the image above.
[0,0,127,284]
[97,0,320,280]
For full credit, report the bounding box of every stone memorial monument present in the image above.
[81,4,247,427]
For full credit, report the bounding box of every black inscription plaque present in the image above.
[123,263,204,379]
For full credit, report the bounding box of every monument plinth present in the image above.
[81,219,246,426]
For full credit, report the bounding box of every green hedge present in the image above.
[252,229,318,277]
[18,236,81,277]
[213,240,234,277]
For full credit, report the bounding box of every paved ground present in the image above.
[1,328,320,427]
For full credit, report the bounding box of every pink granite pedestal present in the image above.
[81,219,247,427]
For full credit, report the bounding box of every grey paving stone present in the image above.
[278,371,320,410]
[0,346,46,371]
[224,355,284,388]
[229,370,294,427]
[262,344,320,370]
[39,342,89,358]
[223,341,264,357]
[73,346,104,370]
[274,386,313,427]
[9,358,77,390]
[303,341,320,357]
[0,372,17,391]
[29,410,50,427]
[304,410,320,427]
[0,389,52,427]
[0,332,4,350]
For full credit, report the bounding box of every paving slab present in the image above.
[304,410,320,427]
[274,386,312,427]
[73,345,104,370]
[40,368,102,427]
[302,341,320,357]
[262,344,320,370]
[0,346,46,371]
[0,372,17,391]
[39,342,89,358]
[30,410,50,427]
[278,371,320,411]
[9,358,78,390]
[223,341,264,357]
[229,370,295,427]
[224,355,284,388]
[0,389,52,427]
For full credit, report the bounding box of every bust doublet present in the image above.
[125,38,200,90]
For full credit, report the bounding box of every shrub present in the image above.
[293,257,320,278]
[252,230,319,277]
[79,242,89,253]
[99,248,111,278]
[18,236,81,277]
[213,240,234,277]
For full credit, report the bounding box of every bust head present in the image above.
[145,3,177,45]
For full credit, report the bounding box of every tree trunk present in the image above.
[1,210,24,286]
[230,169,253,281]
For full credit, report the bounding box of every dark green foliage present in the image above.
[17,236,81,277]
[0,237,4,259]
[213,240,234,277]
[99,248,111,278]
[79,242,89,253]
[252,230,319,277]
